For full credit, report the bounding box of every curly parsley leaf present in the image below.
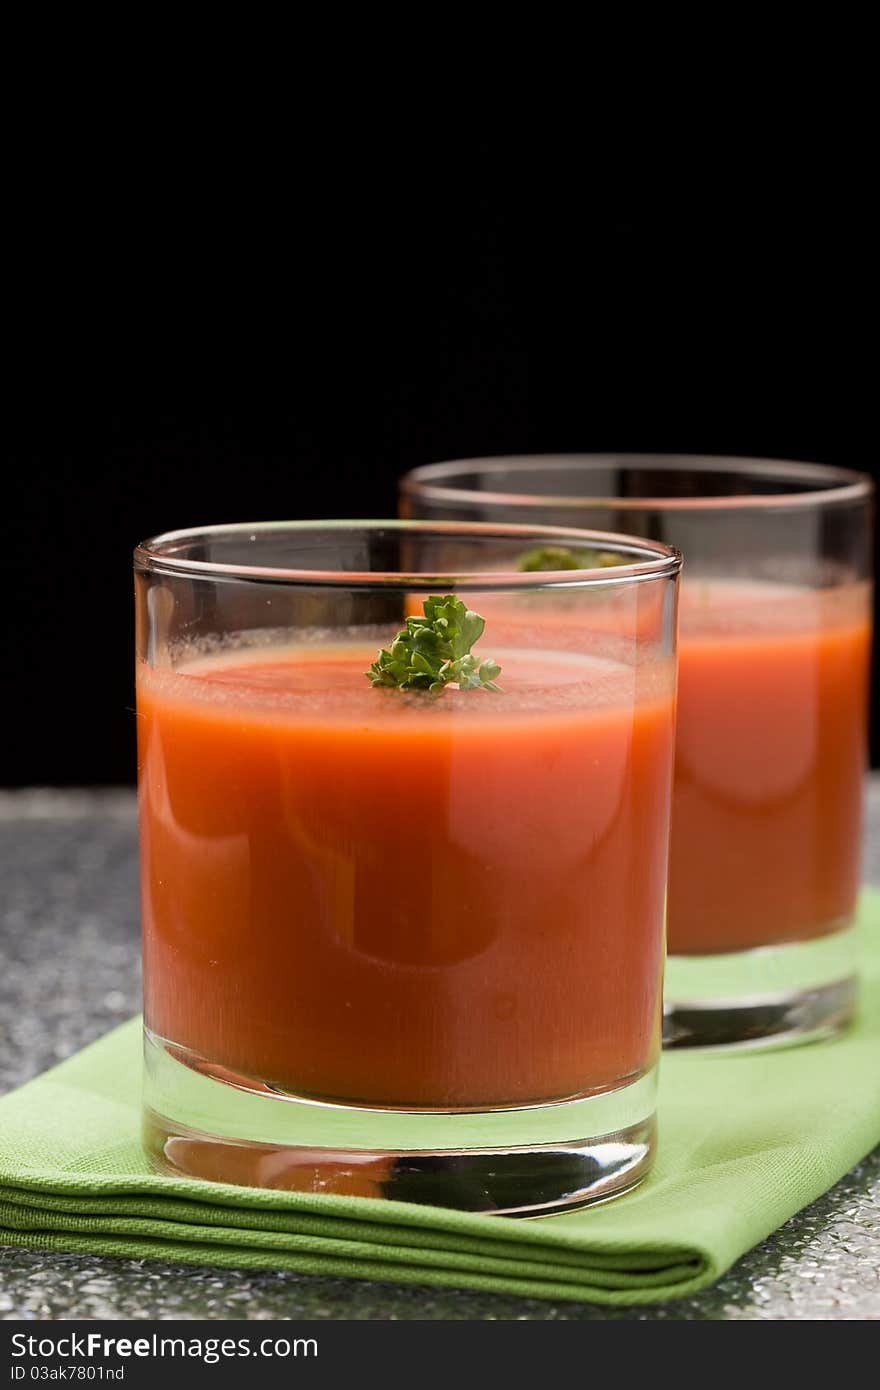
[366,595,502,694]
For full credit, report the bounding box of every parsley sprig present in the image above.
[366,595,502,694]
[518,545,622,571]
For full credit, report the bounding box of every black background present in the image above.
[5,150,877,785]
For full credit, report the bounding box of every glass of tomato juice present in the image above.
[401,458,874,1050]
[136,520,680,1213]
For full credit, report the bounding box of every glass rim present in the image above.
[400,453,874,512]
[134,519,682,589]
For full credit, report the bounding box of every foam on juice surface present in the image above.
[139,639,675,726]
[679,577,871,639]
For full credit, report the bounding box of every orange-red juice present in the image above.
[138,644,675,1109]
[457,580,871,959]
[669,582,871,954]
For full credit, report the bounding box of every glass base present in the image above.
[663,922,858,1050]
[143,1030,657,1216]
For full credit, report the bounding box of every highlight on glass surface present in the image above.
[401,457,875,1050]
[135,520,680,1215]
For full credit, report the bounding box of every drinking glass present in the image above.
[136,520,679,1213]
[401,458,874,1048]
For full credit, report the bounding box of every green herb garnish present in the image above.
[518,545,622,571]
[366,595,502,694]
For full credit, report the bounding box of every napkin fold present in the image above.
[1,892,879,1306]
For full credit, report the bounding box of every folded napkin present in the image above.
[1,891,879,1307]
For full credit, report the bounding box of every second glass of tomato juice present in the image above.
[401,458,874,1049]
[136,520,679,1214]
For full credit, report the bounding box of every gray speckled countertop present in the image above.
[1,782,879,1321]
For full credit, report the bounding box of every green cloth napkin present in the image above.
[2,891,879,1307]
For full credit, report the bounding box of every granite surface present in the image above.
[1,782,878,1321]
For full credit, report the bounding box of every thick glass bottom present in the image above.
[663,921,858,1050]
[143,1030,657,1216]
